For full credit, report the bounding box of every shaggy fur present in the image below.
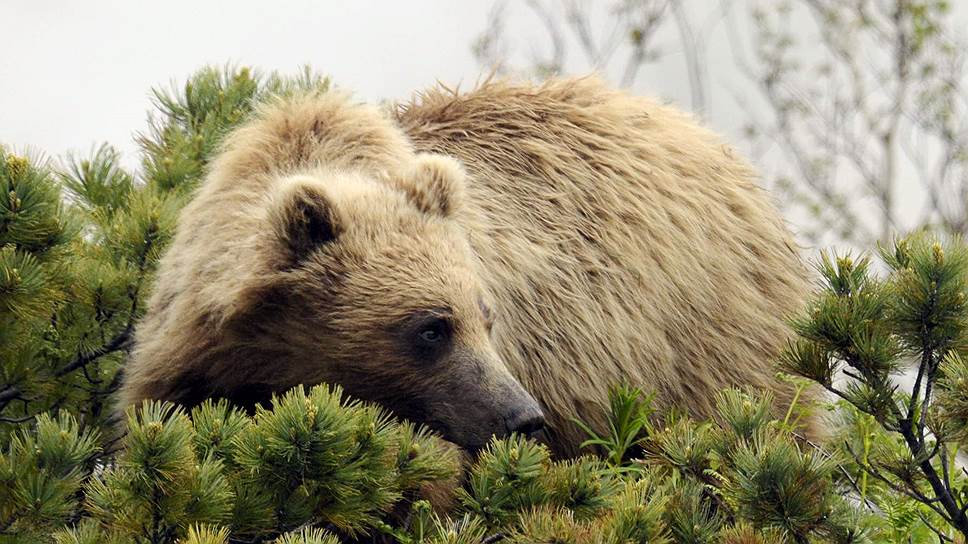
[119,77,812,458]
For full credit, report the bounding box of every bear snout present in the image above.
[504,406,545,436]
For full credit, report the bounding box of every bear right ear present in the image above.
[269,176,342,264]
[393,154,466,218]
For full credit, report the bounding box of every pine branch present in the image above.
[791,431,877,512]
[843,439,948,519]
[0,415,34,424]
[0,325,132,415]
[54,323,134,378]
[897,418,968,533]
[919,509,955,543]
[0,387,22,406]
[53,325,132,378]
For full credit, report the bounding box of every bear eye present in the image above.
[417,319,449,345]
[399,310,454,361]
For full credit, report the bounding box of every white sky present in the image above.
[2,0,966,246]
[1,1,493,165]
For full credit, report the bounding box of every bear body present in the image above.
[119,77,810,457]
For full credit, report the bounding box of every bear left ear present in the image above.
[395,154,466,217]
[269,176,342,265]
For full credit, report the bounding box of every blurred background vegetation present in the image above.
[473,0,967,249]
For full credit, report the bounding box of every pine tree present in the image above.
[781,233,968,541]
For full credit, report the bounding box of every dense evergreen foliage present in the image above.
[4,66,968,542]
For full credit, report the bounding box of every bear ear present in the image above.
[395,154,466,217]
[269,176,342,263]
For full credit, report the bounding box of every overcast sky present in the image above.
[0,1,806,163]
[3,1,967,246]
[1,1,494,165]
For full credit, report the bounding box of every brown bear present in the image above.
[118,77,811,458]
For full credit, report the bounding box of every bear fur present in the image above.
[118,77,812,458]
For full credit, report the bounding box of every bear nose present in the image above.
[506,408,546,435]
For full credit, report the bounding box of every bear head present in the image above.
[219,153,545,451]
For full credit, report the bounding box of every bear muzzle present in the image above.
[494,381,546,443]
[504,402,546,435]
[438,371,547,452]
